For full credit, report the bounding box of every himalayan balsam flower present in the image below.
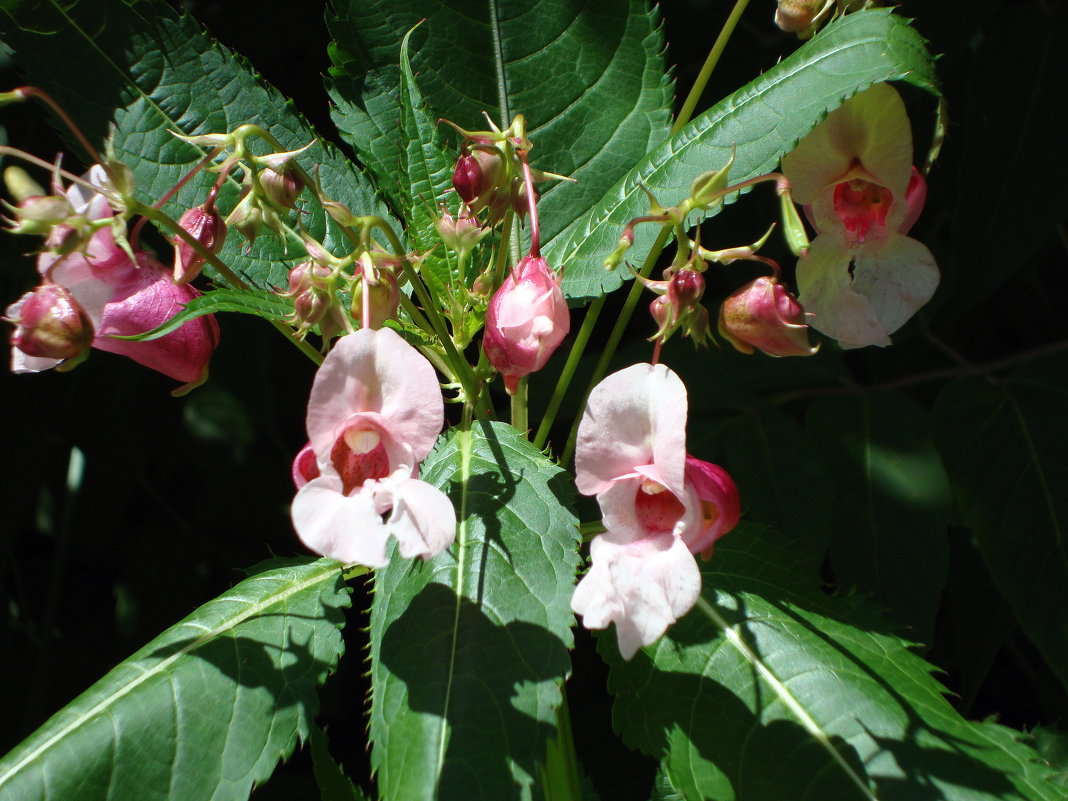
[9,171,219,390]
[483,254,570,394]
[290,327,456,567]
[572,363,740,659]
[781,82,937,348]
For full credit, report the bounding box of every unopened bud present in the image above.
[6,283,94,361]
[779,186,810,257]
[774,0,824,34]
[436,206,489,256]
[260,166,304,209]
[668,269,705,311]
[453,152,483,203]
[172,205,227,284]
[4,166,47,203]
[483,255,570,394]
[285,262,345,339]
[350,271,400,329]
[718,276,816,357]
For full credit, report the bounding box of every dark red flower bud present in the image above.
[453,153,483,203]
[173,205,227,284]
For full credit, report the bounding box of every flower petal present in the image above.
[291,476,390,567]
[572,532,701,659]
[307,328,443,462]
[782,82,914,206]
[576,363,687,497]
[851,234,939,341]
[796,234,893,348]
[386,478,457,560]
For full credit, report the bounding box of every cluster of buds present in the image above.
[444,113,570,227]
[172,129,310,248]
[642,267,712,347]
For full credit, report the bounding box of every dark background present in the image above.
[2,0,1066,798]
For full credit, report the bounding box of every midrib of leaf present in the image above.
[437,423,476,771]
[1006,388,1068,572]
[487,0,511,130]
[692,596,880,801]
[0,563,339,788]
[48,0,307,251]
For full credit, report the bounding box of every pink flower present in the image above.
[290,327,456,567]
[483,255,570,395]
[572,363,740,658]
[780,82,938,348]
[9,171,219,391]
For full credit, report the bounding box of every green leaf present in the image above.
[1031,726,1068,790]
[547,8,940,302]
[369,421,580,801]
[326,0,672,246]
[310,724,369,801]
[933,353,1068,692]
[806,392,951,644]
[111,289,293,341]
[0,0,393,291]
[0,557,349,801]
[396,27,462,304]
[605,524,1062,801]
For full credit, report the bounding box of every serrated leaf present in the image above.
[0,0,394,291]
[807,392,951,644]
[933,353,1068,693]
[112,288,293,341]
[605,524,1062,801]
[369,421,580,801]
[310,724,369,801]
[326,0,672,246]
[546,9,940,302]
[397,28,462,304]
[0,557,349,801]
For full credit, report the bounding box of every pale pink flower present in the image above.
[483,255,570,394]
[290,327,456,567]
[781,82,938,348]
[10,170,219,391]
[572,363,740,659]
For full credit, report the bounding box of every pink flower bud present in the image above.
[260,166,304,210]
[483,255,570,394]
[285,262,346,339]
[173,205,227,284]
[668,269,705,312]
[7,283,94,361]
[350,271,400,329]
[452,152,483,203]
[718,276,816,357]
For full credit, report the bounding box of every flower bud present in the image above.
[718,276,816,357]
[689,151,734,210]
[483,255,570,394]
[260,166,304,210]
[350,270,400,329]
[452,152,484,204]
[774,0,824,34]
[668,269,705,312]
[285,262,346,339]
[172,205,227,284]
[436,206,488,256]
[453,148,505,216]
[7,283,94,362]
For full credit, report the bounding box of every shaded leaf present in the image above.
[369,421,580,801]
[807,392,951,644]
[933,353,1068,692]
[310,724,369,801]
[0,557,349,801]
[547,9,940,302]
[0,0,393,291]
[606,524,1062,801]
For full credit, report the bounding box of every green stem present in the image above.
[541,687,583,801]
[560,227,672,467]
[671,0,752,136]
[510,376,528,435]
[532,294,604,451]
